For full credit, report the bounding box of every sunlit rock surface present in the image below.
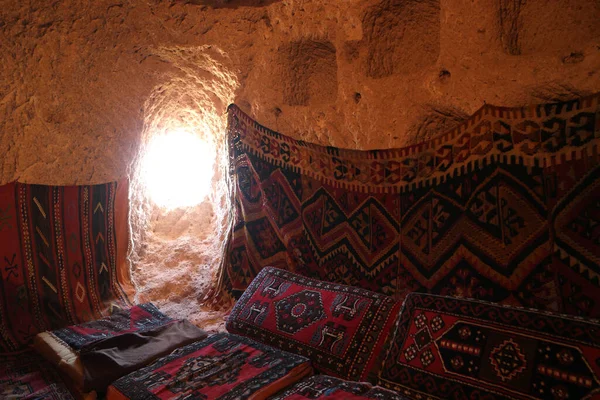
[1,0,599,330]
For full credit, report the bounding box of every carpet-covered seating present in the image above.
[226,266,401,383]
[34,303,208,397]
[101,271,600,400]
[106,333,313,400]
[378,292,600,400]
[3,267,599,400]
[224,267,600,400]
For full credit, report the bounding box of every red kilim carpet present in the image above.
[0,351,74,399]
[378,293,600,400]
[212,95,600,318]
[107,333,312,400]
[0,180,134,353]
[226,267,401,383]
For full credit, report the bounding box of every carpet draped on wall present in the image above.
[0,180,134,353]
[212,95,600,318]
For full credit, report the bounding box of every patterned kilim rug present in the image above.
[0,180,134,353]
[50,303,172,350]
[107,333,313,400]
[0,351,75,400]
[377,293,600,400]
[34,303,208,394]
[226,267,401,383]
[212,94,600,318]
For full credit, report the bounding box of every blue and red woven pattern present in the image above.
[378,293,600,400]
[226,267,401,383]
[107,333,313,400]
[51,303,172,349]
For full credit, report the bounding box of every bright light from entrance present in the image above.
[142,129,214,209]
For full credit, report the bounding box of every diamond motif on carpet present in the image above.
[213,96,600,319]
[490,339,527,382]
[275,290,326,334]
[379,293,600,400]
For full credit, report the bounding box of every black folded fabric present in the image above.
[80,320,208,392]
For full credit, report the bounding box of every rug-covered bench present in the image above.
[106,333,314,400]
[220,267,600,400]
[55,266,600,400]
[2,267,600,399]
[34,266,594,400]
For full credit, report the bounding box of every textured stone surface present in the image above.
[1,0,599,326]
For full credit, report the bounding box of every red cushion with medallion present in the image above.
[226,267,402,383]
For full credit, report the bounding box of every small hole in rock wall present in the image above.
[439,69,451,82]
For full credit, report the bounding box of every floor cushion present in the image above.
[0,351,76,400]
[226,267,401,383]
[34,303,207,394]
[270,375,407,399]
[377,292,600,400]
[106,332,313,400]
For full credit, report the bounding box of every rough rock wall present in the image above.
[1,0,599,329]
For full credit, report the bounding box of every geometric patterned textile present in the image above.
[50,303,172,350]
[0,351,74,400]
[35,318,207,394]
[106,332,313,400]
[226,267,402,383]
[377,293,600,400]
[213,95,600,318]
[0,180,134,353]
[270,375,407,400]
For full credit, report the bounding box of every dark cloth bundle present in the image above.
[34,303,207,395]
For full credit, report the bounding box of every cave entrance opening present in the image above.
[142,128,215,209]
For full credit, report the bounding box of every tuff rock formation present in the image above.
[1,0,599,330]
